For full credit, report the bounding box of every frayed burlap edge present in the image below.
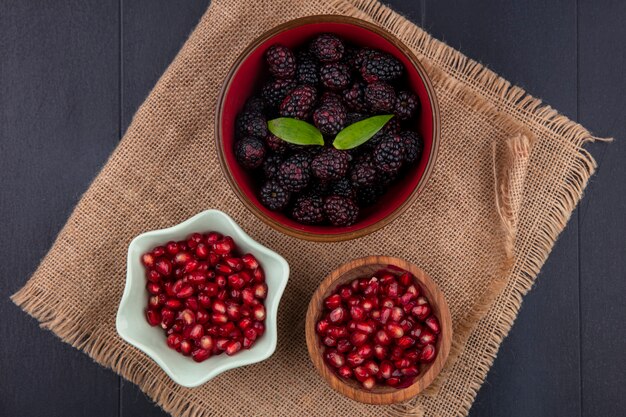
[11,1,610,416]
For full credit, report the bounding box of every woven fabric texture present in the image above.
[12,1,603,416]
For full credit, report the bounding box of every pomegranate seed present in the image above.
[211,313,228,324]
[386,282,400,297]
[252,267,265,283]
[362,377,375,390]
[146,282,161,295]
[361,299,374,311]
[399,318,414,332]
[141,253,155,268]
[185,297,199,311]
[215,276,227,288]
[336,339,352,353]
[253,283,268,299]
[253,305,266,321]
[195,243,209,259]
[243,327,257,342]
[174,251,192,265]
[196,309,210,324]
[146,270,161,283]
[225,340,242,356]
[375,330,391,345]
[338,285,352,300]
[355,321,376,334]
[419,329,436,346]
[381,297,394,309]
[386,322,404,339]
[155,258,172,276]
[404,350,420,362]
[208,252,220,267]
[227,304,241,320]
[316,319,330,335]
[337,366,352,379]
[179,309,195,326]
[324,294,342,310]
[243,337,254,349]
[374,345,388,360]
[204,282,219,297]
[228,273,246,290]
[224,257,244,271]
[191,348,211,362]
[349,305,365,321]
[205,232,222,244]
[401,366,419,377]
[399,272,412,286]
[329,307,346,323]
[379,307,391,324]
[160,308,175,328]
[180,339,192,355]
[166,333,182,350]
[189,324,204,340]
[353,366,369,382]
[216,338,229,351]
[214,237,235,255]
[325,349,345,368]
[197,293,211,308]
[397,336,415,348]
[145,309,161,326]
[357,344,374,359]
[363,280,379,297]
[350,331,368,346]
[183,260,198,273]
[252,321,265,336]
[164,282,177,297]
[176,285,194,298]
[370,309,381,321]
[164,298,182,310]
[410,323,424,339]
[386,377,400,387]
[241,253,259,269]
[416,296,428,306]
[152,246,166,257]
[345,296,360,306]
[216,264,233,275]
[346,351,365,367]
[390,346,405,361]
[425,316,441,334]
[148,295,162,309]
[390,307,404,322]
[212,300,226,314]
[379,361,393,379]
[165,241,179,255]
[347,321,357,332]
[364,360,379,375]
[395,358,411,369]
[420,344,436,362]
[187,271,206,285]
[323,336,337,347]
[412,304,431,321]
[239,317,253,330]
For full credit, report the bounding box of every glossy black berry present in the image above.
[394,90,420,120]
[235,137,266,169]
[342,82,369,112]
[244,96,267,113]
[291,194,325,224]
[259,181,291,211]
[313,102,347,136]
[360,51,403,83]
[400,131,423,163]
[357,184,385,207]
[262,154,283,179]
[330,178,357,199]
[320,63,351,91]
[324,195,359,226]
[265,134,289,154]
[373,134,405,174]
[262,78,297,108]
[296,51,319,85]
[279,85,317,119]
[278,153,312,192]
[310,33,344,63]
[349,155,377,188]
[311,147,351,181]
[265,44,296,79]
[236,111,268,139]
[320,91,343,106]
[365,82,396,113]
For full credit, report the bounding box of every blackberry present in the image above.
[311,147,351,181]
[357,184,385,207]
[236,111,268,139]
[330,178,357,199]
[313,102,347,136]
[320,91,343,106]
[399,131,423,163]
[320,63,351,91]
[373,134,405,174]
[310,33,344,63]
[244,96,267,113]
[360,51,403,83]
[363,116,400,151]
[308,180,330,197]
[291,194,325,225]
[346,112,366,126]
[266,44,296,79]
[265,134,289,154]
[262,78,296,108]
[296,51,319,85]
[352,48,377,69]
[349,155,377,188]
[365,82,396,113]
[262,154,283,179]
[279,85,317,119]
[235,137,266,169]
[394,90,420,120]
[324,195,359,226]
[342,82,369,112]
[259,181,291,211]
[278,153,312,192]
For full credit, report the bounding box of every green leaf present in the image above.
[333,115,395,150]
[267,118,324,146]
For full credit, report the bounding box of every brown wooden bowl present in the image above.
[305,256,452,404]
[215,15,440,242]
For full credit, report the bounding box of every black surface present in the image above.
[1,1,624,416]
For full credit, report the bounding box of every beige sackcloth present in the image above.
[12,0,608,416]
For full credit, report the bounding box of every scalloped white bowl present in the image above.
[116,209,289,387]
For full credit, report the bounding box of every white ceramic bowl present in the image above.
[116,209,289,387]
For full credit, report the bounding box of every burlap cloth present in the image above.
[12,0,607,416]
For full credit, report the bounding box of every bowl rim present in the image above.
[215,15,441,242]
[115,209,290,387]
[305,255,452,404]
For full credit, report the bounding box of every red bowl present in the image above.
[215,15,440,242]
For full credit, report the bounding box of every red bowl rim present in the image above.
[215,15,440,242]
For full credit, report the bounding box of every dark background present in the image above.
[1,1,624,416]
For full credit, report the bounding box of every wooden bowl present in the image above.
[215,16,440,242]
[305,256,452,404]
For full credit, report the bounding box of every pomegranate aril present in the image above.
[148,295,162,309]
[399,272,413,286]
[183,260,199,273]
[355,321,376,334]
[174,251,192,265]
[353,366,369,382]
[195,243,209,259]
[253,283,268,299]
[329,306,346,323]
[164,298,182,310]
[323,336,337,347]
[390,306,404,322]
[196,309,210,324]
[214,237,235,255]
[216,338,230,350]
[327,326,348,339]
[361,299,374,312]
[316,319,330,335]
[164,282,177,297]
[363,360,379,375]
[225,340,242,356]
[205,232,222,244]
[216,264,233,275]
[185,297,199,311]
[211,313,228,324]
[243,327,257,342]
[241,288,255,305]
[243,337,254,349]
[155,258,172,276]
[404,350,420,363]
[189,324,204,340]
[239,317,253,330]
[374,344,388,360]
[226,304,241,320]
[224,257,244,271]
[187,271,206,285]
[241,253,259,270]
[397,336,415,348]
[153,246,166,257]
[350,331,368,346]
[198,293,211,308]
[375,330,391,346]
[386,282,399,298]
[180,339,193,355]
[363,279,379,296]
[420,344,436,362]
[252,321,265,337]
[346,351,365,367]
[390,346,405,361]
[160,308,175,328]
[141,253,155,268]
[167,333,182,350]
[379,361,393,379]
[204,282,219,297]
[191,348,211,362]
[228,273,246,290]
[146,270,161,283]
[386,377,400,387]
[146,282,162,295]
[253,305,266,321]
[325,349,345,368]
[338,285,352,300]
[401,366,419,377]
[357,344,374,359]
[179,309,195,326]
[176,285,194,299]
[212,300,226,314]
[394,358,411,369]
[166,241,179,255]
[418,329,436,346]
[336,339,352,353]
[412,304,431,321]
[349,305,365,321]
[324,294,342,310]
[424,316,441,334]
[337,366,352,379]
[362,377,375,390]
[145,309,161,326]
[379,307,391,324]
[386,322,404,338]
